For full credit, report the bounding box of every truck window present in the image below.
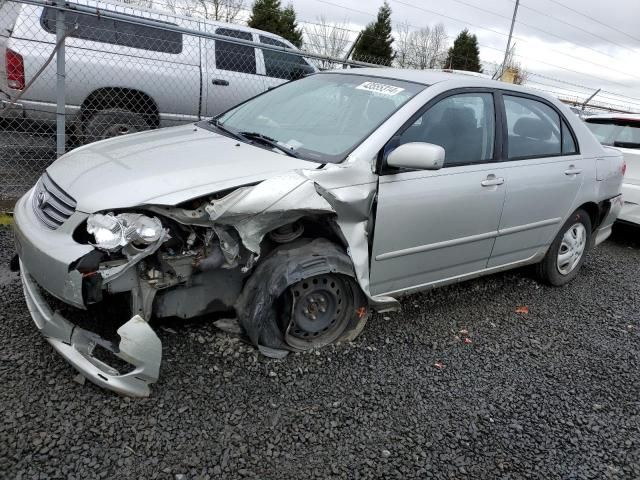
[215,28,256,75]
[40,8,182,54]
[259,35,314,80]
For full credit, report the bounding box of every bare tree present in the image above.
[394,22,448,70]
[196,0,245,22]
[428,23,447,69]
[394,21,412,68]
[304,16,352,69]
[118,0,154,8]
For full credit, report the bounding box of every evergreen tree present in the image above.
[248,0,284,37]
[248,0,303,48]
[280,4,303,48]
[352,1,394,66]
[443,29,482,72]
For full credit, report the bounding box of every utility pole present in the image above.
[582,88,601,111]
[495,0,520,80]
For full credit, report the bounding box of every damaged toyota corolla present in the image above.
[13,69,624,396]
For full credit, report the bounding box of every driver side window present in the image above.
[397,93,495,167]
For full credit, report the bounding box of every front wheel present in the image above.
[536,209,591,286]
[281,273,369,351]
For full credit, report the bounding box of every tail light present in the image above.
[6,49,25,90]
[622,161,627,176]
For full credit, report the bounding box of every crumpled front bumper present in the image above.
[20,261,162,397]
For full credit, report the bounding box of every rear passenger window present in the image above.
[259,35,313,80]
[41,8,182,54]
[397,93,495,167]
[504,95,562,159]
[215,28,256,74]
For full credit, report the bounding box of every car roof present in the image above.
[322,67,558,100]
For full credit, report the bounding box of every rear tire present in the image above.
[83,108,150,144]
[536,209,591,286]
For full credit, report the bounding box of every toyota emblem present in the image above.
[37,190,49,209]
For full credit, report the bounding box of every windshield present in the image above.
[586,118,640,149]
[215,73,425,163]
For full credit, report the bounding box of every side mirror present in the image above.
[386,142,445,170]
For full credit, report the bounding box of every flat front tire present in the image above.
[536,209,592,286]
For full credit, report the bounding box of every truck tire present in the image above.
[536,209,591,286]
[83,108,150,144]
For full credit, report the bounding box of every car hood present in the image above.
[46,124,319,213]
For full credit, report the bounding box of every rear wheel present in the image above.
[281,272,369,350]
[536,209,591,286]
[83,108,150,144]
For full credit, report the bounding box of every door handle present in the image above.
[564,166,582,175]
[212,78,229,86]
[481,175,504,187]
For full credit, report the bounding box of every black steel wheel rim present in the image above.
[288,274,350,344]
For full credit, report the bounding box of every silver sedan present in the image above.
[13,69,624,396]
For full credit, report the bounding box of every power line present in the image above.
[542,0,640,45]
[390,0,640,87]
[515,0,640,56]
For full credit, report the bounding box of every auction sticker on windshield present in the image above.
[356,81,405,96]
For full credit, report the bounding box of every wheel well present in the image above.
[258,215,347,257]
[577,202,600,231]
[80,88,160,128]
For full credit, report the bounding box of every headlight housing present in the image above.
[87,213,164,252]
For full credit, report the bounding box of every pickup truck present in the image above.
[0,0,316,143]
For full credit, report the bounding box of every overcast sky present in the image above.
[287,0,640,111]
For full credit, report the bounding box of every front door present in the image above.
[370,91,506,296]
[488,93,586,267]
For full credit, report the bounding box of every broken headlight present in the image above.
[87,213,164,252]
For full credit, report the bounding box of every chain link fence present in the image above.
[0,0,387,205]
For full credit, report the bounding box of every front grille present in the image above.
[32,172,76,229]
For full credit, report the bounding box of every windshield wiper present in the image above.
[210,119,247,142]
[239,131,300,158]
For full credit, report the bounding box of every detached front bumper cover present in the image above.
[20,261,161,397]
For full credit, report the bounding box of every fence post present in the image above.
[55,0,65,157]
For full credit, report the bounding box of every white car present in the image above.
[585,114,640,225]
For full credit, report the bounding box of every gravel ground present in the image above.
[1,225,639,479]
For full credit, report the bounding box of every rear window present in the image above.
[586,118,640,149]
[41,8,182,54]
[259,35,314,80]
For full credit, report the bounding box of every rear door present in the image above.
[204,27,265,116]
[370,90,506,296]
[488,93,585,267]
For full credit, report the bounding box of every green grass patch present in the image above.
[0,214,13,225]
